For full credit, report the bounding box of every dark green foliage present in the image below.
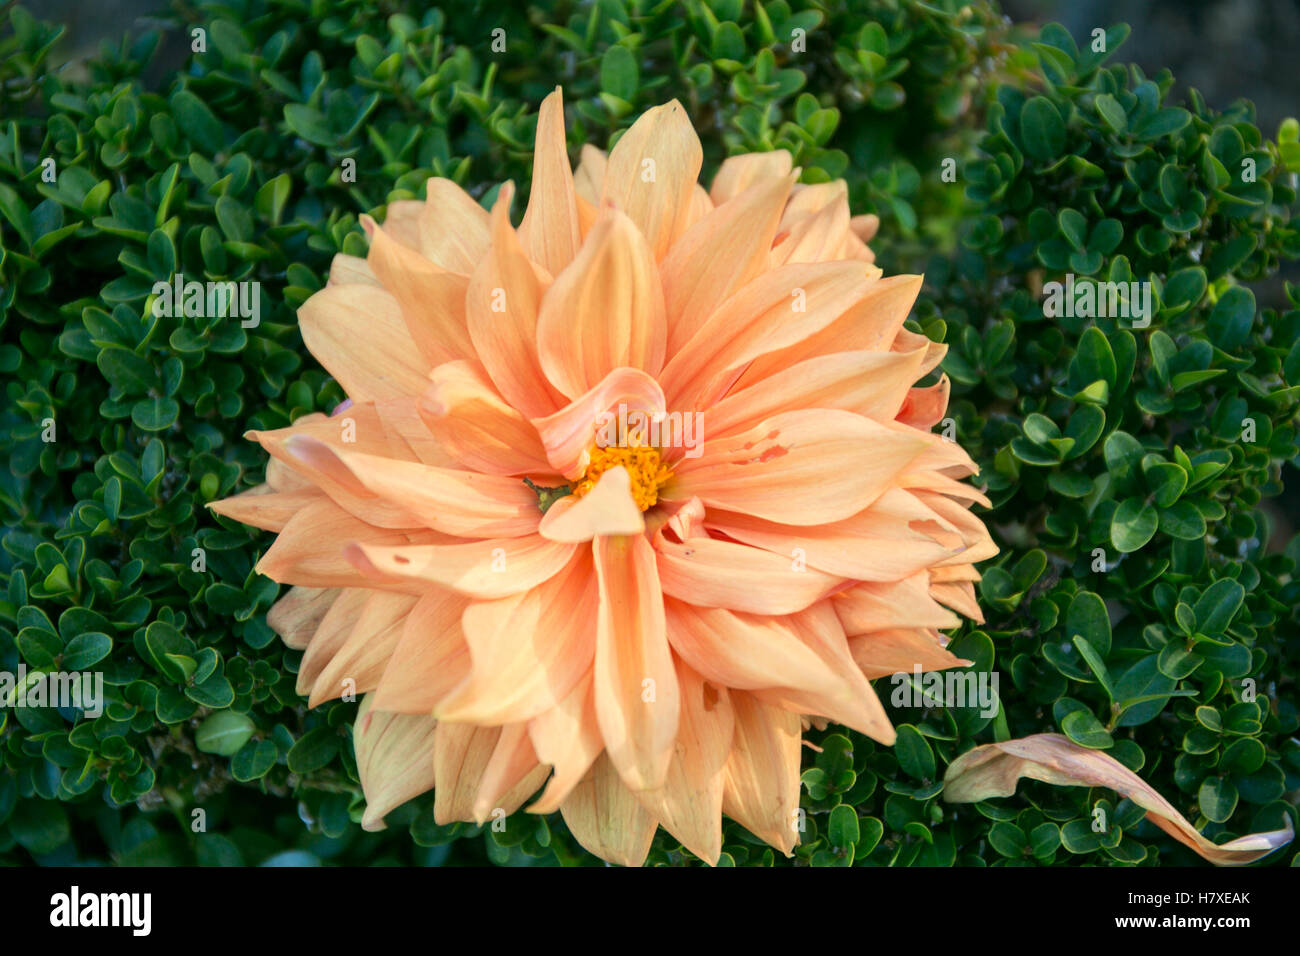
[0,0,1295,866]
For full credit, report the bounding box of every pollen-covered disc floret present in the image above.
[572,444,672,512]
[210,87,997,867]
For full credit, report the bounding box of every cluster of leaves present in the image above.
[0,0,1293,867]
[898,22,1300,866]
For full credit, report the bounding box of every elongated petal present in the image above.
[702,347,927,438]
[418,178,491,274]
[528,672,602,814]
[209,485,323,533]
[661,172,794,354]
[354,697,438,830]
[664,409,928,525]
[656,534,840,614]
[849,628,968,680]
[298,284,433,402]
[519,88,581,275]
[560,752,659,867]
[347,534,576,598]
[256,498,437,591]
[600,100,703,259]
[753,602,895,744]
[659,261,878,410]
[722,693,802,855]
[437,550,597,725]
[362,216,474,367]
[702,501,957,581]
[266,586,338,650]
[298,590,369,697]
[371,588,472,713]
[574,144,607,205]
[709,150,793,205]
[664,599,839,690]
[943,734,1295,866]
[418,360,554,476]
[471,723,550,824]
[310,592,419,707]
[832,575,963,633]
[466,181,563,419]
[734,274,922,390]
[283,438,541,538]
[636,661,733,864]
[537,207,667,399]
[593,534,679,792]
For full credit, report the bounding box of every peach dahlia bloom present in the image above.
[211,88,997,866]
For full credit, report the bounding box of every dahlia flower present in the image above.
[212,88,997,866]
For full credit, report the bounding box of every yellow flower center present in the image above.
[571,443,673,512]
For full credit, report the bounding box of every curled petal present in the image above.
[943,734,1295,866]
[537,207,667,399]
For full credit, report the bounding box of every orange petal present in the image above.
[664,409,927,525]
[471,723,550,824]
[362,215,474,368]
[298,590,368,697]
[466,181,563,419]
[661,171,795,355]
[722,692,802,855]
[528,672,602,814]
[266,586,338,650]
[574,144,607,205]
[536,207,667,399]
[371,588,472,713]
[538,466,645,542]
[560,751,659,866]
[701,500,957,581]
[664,599,841,690]
[656,534,840,614]
[209,485,322,533]
[346,534,576,598]
[709,149,793,205]
[733,273,922,390]
[702,347,927,438]
[255,498,438,591]
[282,438,541,538]
[436,549,598,725]
[354,697,438,830]
[593,534,679,792]
[832,575,963,633]
[298,284,433,402]
[849,627,968,680]
[600,100,703,259]
[328,252,381,287]
[636,661,733,864]
[531,367,666,479]
[417,178,491,274]
[753,601,896,744]
[433,723,500,824]
[518,88,581,276]
[659,261,878,410]
[418,360,554,476]
[309,592,418,707]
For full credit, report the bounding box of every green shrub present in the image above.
[0,0,1295,866]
